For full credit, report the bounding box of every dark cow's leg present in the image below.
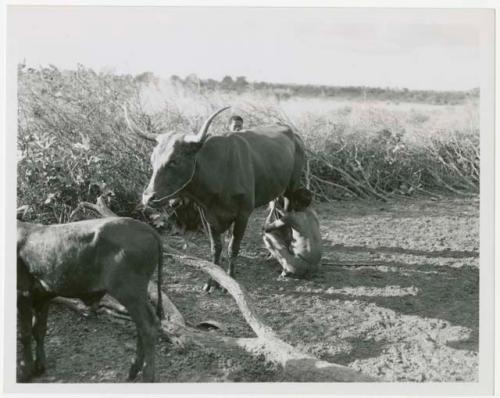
[203,224,223,292]
[118,296,157,382]
[227,215,250,278]
[140,302,159,381]
[33,300,50,375]
[128,335,144,381]
[110,278,158,383]
[18,292,34,382]
[128,301,157,382]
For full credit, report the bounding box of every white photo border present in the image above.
[1,1,496,396]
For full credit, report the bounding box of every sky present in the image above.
[8,6,489,91]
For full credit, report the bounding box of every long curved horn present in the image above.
[122,104,158,142]
[194,106,230,142]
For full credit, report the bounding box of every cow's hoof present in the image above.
[18,373,31,383]
[18,364,34,383]
[142,373,155,383]
[212,281,226,292]
[202,283,211,292]
[34,361,46,376]
[128,362,142,381]
[203,279,223,293]
[127,371,139,382]
[208,285,220,294]
[212,286,228,295]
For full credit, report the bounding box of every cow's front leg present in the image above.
[202,224,223,292]
[33,300,50,375]
[17,292,35,382]
[227,215,250,278]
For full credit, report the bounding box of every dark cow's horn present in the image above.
[122,104,158,142]
[195,106,230,142]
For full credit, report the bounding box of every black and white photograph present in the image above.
[2,3,495,395]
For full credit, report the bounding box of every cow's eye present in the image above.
[168,159,178,167]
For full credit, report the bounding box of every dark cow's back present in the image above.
[196,124,305,208]
[17,218,160,297]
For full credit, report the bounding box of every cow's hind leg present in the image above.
[203,225,223,292]
[32,300,50,375]
[127,301,157,382]
[128,333,144,381]
[227,215,249,278]
[141,302,159,381]
[114,291,158,382]
[17,292,34,382]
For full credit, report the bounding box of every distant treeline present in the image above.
[136,72,479,105]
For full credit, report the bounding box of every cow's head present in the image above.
[124,106,230,206]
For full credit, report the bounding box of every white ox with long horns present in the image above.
[124,106,306,291]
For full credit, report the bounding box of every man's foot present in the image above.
[277,271,292,281]
[258,250,275,262]
[277,270,306,280]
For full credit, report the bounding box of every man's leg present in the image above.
[263,233,310,277]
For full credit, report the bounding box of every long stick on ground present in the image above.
[163,246,379,382]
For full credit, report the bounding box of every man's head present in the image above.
[229,115,243,132]
[290,188,313,211]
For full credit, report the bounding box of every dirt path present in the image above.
[21,196,479,382]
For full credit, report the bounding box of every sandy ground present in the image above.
[18,196,479,383]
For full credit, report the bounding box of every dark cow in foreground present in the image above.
[124,106,306,291]
[17,218,163,382]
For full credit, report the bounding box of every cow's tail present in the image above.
[291,128,310,190]
[305,157,311,190]
[156,239,164,320]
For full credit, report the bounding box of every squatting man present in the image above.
[262,188,322,278]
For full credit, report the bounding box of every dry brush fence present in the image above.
[18,65,479,226]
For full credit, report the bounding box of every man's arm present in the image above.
[263,199,288,232]
[263,218,287,233]
[282,196,290,213]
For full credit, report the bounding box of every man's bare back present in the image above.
[284,208,322,265]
